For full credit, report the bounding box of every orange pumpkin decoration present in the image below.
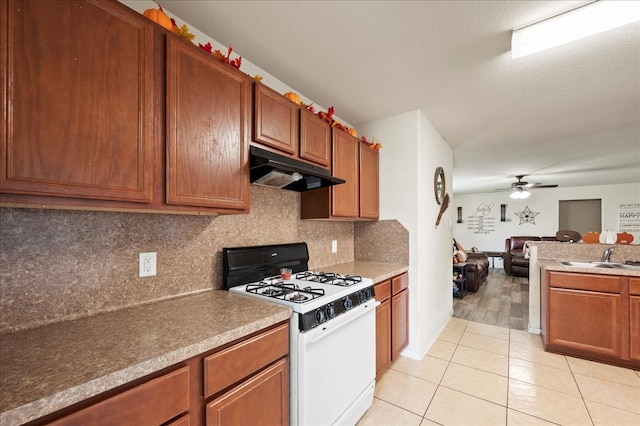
[347,128,358,137]
[582,231,600,243]
[284,92,301,104]
[143,7,173,31]
[616,232,634,244]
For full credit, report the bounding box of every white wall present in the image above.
[359,111,454,359]
[452,182,640,268]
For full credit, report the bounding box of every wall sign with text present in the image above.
[619,203,640,232]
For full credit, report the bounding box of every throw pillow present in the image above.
[454,241,468,262]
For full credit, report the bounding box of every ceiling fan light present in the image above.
[511,1,640,59]
[510,187,531,199]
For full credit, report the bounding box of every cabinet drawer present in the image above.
[204,322,289,398]
[549,272,623,293]
[630,278,640,296]
[392,273,409,294]
[374,280,391,302]
[50,366,190,426]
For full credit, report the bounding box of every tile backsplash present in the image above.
[0,186,360,333]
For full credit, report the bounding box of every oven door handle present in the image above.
[309,300,380,344]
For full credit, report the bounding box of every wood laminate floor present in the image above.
[453,268,529,330]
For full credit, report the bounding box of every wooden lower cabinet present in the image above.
[32,322,289,426]
[630,278,640,362]
[543,271,637,369]
[547,287,624,359]
[375,281,392,378]
[375,272,409,378]
[391,273,409,360]
[206,358,288,426]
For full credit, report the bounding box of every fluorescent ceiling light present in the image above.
[512,1,640,59]
[510,187,531,200]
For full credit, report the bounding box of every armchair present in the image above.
[502,236,555,277]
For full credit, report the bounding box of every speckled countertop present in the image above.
[539,259,640,277]
[0,290,291,426]
[321,261,409,283]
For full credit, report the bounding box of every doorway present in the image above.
[558,199,601,235]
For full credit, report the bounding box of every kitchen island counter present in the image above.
[321,261,409,283]
[0,290,291,425]
[539,259,640,277]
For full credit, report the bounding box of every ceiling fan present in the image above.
[497,175,558,199]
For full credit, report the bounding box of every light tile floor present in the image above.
[358,317,640,426]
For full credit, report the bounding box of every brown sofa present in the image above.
[453,239,490,292]
[465,252,490,292]
[502,236,556,277]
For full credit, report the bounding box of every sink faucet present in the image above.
[602,246,615,262]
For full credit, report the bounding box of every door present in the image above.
[206,359,288,426]
[166,37,250,211]
[359,143,379,219]
[1,0,155,202]
[331,128,359,217]
[253,83,298,156]
[299,108,330,167]
[548,287,624,359]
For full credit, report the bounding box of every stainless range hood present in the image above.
[249,146,345,192]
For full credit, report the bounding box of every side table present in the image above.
[453,262,467,298]
[483,251,503,268]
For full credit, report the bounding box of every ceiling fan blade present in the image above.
[531,184,558,188]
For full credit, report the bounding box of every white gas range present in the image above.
[223,243,378,426]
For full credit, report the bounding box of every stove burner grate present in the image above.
[245,280,325,303]
[296,271,363,286]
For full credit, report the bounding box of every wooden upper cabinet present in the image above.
[166,37,250,212]
[1,0,155,203]
[299,109,330,168]
[331,128,359,217]
[253,83,299,156]
[359,143,379,219]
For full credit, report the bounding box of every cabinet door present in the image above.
[359,143,379,219]
[206,358,288,426]
[166,37,250,211]
[376,298,392,379]
[548,287,625,359]
[391,288,409,360]
[253,83,298,155]
[299,108,330,167]
[630,278,640,362]
[331,128,359,217]
[1,0,154,202]
[631,296,640,362]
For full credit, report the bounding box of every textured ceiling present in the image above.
[160,0,640,195]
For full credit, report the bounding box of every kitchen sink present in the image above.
[559,261,640,271]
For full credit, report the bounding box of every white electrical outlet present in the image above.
[139,252,157,277]
[331,240,338,253]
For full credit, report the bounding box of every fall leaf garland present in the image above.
[148,6,379,148]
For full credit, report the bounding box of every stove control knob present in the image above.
[364,287,373,300]
[326,303,336,318]
[358,290,367,303]
[315,309,326,324]
[343,296,353,310]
